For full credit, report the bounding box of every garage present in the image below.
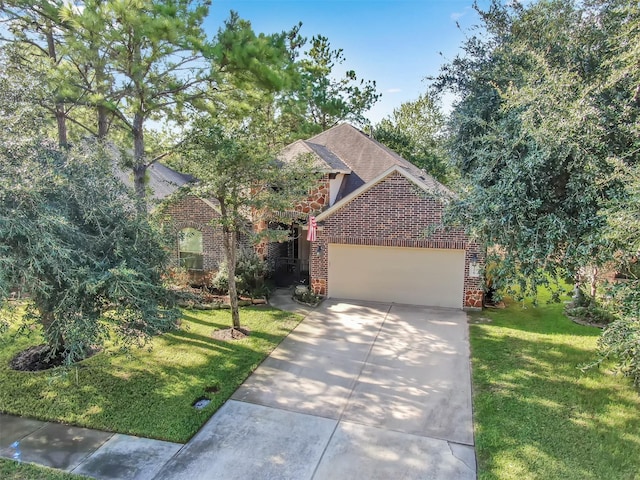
[328,244,466,308]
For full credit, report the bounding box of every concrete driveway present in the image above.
[156,300,476,480]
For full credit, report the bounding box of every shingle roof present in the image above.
[146,162,194,200]
[277,139,351,173]
[113,161,194,201]
[306,123,449,198]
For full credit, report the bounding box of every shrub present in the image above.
[292,286,322,306]
[565,305,616,325]
[210,249,268,297]
[598,317,640,387]
[595,279,640,387]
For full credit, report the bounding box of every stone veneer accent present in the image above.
[296,174,330,214]
[309,171,484,308]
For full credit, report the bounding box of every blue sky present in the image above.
[205,0,490,123]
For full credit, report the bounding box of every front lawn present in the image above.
[0,307,301,443]
[0,458,88,480]
[471,296,640,480]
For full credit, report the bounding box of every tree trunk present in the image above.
[590,266,598,298]
[45,27,68,148]
[220,203,241,329]
[132,112,147,210]
[224,230,241,329]
[38,307,65,355]
[97,104,109,139]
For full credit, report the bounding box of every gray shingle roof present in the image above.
[114,161,194,201]
[146,162,194,200]
[277,139,351,173]
[305,124,448,199]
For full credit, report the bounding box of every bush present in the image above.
[565,305,616,325]
[292,286,322,306]
[210,249,268,297]
[594,279,640,387]
[598,317,640,388]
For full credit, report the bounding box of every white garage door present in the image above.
[328,244,465,308]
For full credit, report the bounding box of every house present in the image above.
[275,123,484,309]
[114,161,230,275]
[155,123,484,309]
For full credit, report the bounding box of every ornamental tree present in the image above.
[176,120,317,331]
[0,136,179,365]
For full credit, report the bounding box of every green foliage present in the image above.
[178,119,318,328]
[565,305,617,326]
[0,306,302,442]
[434,0,637,298]
[211,249,268,297]
[593,278,640,387]
[598,315,640,387]
[278,34,381,135]
[292,287,322,306]
[0,138,178,363]
[374,93,451,183]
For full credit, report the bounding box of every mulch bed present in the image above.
[10,344,67,371]
[10,344,99,372]
[211,327,251,341]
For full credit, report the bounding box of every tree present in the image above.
[278,34,381,136]
[177,120,317,330]
[64,0,211,205]
[0,140,179,365]
[434,0,628,298]
[592,1,640,387]
[0,61,178,365]
[374,93,451,183]
[0,1,73,146]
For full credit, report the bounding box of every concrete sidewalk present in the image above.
[0,413,182,479]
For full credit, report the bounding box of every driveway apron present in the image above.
[155,300,476,480]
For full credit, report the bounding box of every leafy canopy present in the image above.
[0,137,178,363]
[374,93,451,183]
[434,0,633,298]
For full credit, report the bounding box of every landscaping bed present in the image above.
[0,307,302,443]
[470,292,640,480]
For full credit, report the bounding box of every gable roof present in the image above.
[278,139,351,174]
[304,123,447,199]
[113,161,194,201]
[315,165,450,222]
[146,162,195,200]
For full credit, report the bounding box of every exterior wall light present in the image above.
[469,252,480,278]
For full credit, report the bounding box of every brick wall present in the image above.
[163,195,225,271]
[310,171,484,308]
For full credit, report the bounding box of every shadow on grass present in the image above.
[471,307,640,480]
[0,307,303,444]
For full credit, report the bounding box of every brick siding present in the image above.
[163,195,225,271]
[310,171,484,308]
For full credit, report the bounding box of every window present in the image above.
[178,228,203,270]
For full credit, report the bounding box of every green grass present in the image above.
[0,307,301,443]
[0,458,88,479]
[471,292,640,480]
